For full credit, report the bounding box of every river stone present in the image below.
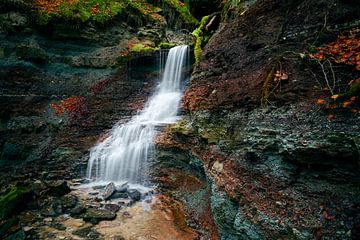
[73,226,101,239]
[128,189,141,201]
[83,208,116,224]
[60,194,77,209]
[105,204,120,213]
[103,182,116,200]
[109,192,128,200]
[45,181,71,197]
[4,229,25,240]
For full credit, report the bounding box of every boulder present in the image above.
[45,181,71,197]
[102,182,116,200]
[128,189,142,202]
[105,204,120,213]
[109,192,128,200]
[83,208,116,224]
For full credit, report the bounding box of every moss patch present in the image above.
[129,43,156,53]
[192,15,210,64]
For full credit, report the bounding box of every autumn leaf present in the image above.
[316,99,326,105]
[343,100,352,108]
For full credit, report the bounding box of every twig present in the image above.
[317,59,336,96]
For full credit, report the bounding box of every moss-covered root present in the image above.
[261,63,278,107]
[0,186,32,221]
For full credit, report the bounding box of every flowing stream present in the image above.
[87,45,189,184]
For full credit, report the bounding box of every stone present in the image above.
[60,194,78,209]
[15,44,48,64]
[128,189,141,202]
[109,192,128,200]
[102,182,116,200]
[45,181,71,197]
[44,217,53,223]
[4,230,25,240]
[69,205,86,217]
[73,226,100,239]
[116,182,129,193]
[83,208,116,224]
[105,204,120,213]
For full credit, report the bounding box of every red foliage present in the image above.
[310,28,360,70]
[50,96,89,124]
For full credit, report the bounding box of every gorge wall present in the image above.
[153,0,360,239]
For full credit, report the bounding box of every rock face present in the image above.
[153,0,360,239]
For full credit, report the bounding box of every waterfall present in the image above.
[87,45,189,184]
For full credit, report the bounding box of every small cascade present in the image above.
[87,45,189,184]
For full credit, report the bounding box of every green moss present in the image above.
[0,187,31,220]
[33,0,127,25]
[159,42,177,49]
[170,120,193,136]
[192,15,210,64]
[130,43,156,53]
[261,63,278,107]
[162,0,199,27]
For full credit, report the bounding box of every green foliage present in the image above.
[192,15,210,64]
[0,187,31,220]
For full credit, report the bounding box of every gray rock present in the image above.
[60,194,77,209]
[73,226,101,239]
[4,230,25,240]
[105,204,120,213]
[103,182,116,200]
[45,181,71,197]
[83,208,116,224]
[16,44,48,64]
[128,189,141,201]
[109,192,128,200]
[210,185,262,240]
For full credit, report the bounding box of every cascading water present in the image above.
[87,45,189,184]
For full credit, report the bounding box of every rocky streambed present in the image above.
[1,179,199,240]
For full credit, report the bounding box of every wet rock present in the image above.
[211,186,262,239]
[102,182,116,200]
[40,205,61,217]
[105,204,120,213]
[45,181,71,197]
[16,44,48,64]
[109,192,128,200]
[73,226,101,239]
[92,185,106,190]
[69,205,86,217]
[60,194,78,209]
[83,208,116,224]
[30,180,47,197]
[116,182,129,193]
[128,189,141,202]
[4,229,25,240]
[118,199,134,207]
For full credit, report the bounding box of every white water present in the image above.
[87,45,189,184]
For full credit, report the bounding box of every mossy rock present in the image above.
[159,42,177,49]
[15,44,47,64]
[0,187,32,221]
[130,43,157,54]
